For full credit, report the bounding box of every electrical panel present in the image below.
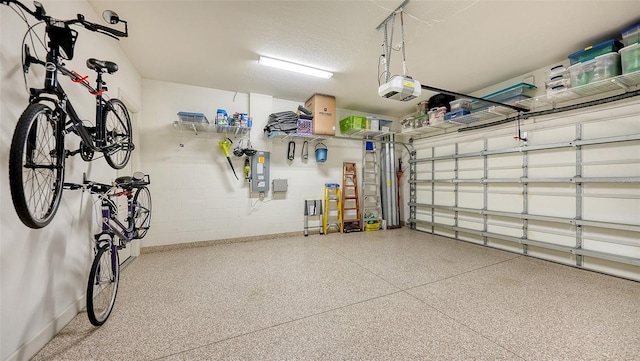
[251,151,270,192]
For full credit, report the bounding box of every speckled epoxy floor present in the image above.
[31,228,640,360]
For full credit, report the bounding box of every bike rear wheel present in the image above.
[9,103,64,229]
[133,186,152,239]
[103,98,132,169]
[87,243,120,326]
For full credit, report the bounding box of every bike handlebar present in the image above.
[80,173,150,196]
[73,14,128,39]
[2,0,128,39]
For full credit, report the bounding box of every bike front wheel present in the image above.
[9,103,64,229]
[103,98,132,169]
[87,243,120,326]
[133,186,152,239]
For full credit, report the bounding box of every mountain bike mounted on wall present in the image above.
[66,172,152,325]
[2,0,133,228]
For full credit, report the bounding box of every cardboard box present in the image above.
[304,94,336,136]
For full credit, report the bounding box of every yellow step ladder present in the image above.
[323,183,342,234]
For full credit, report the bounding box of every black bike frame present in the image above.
[31,59,109,153]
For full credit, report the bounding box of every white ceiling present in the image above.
[88,0,640,118]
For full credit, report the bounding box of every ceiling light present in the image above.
[259,56,333,79]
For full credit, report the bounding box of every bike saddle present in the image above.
[86,58,118,74]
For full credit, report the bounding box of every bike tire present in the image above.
[133,186,152,239]
[87,244,120,326]
[9,103,65,229]
[103,98,132,170]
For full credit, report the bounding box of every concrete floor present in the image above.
[32,228,640,360]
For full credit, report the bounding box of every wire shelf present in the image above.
[173,120,251,136]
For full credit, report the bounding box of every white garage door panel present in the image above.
[433,216,455,226]
[434,145,455,157]
[458,191,484,209]
[415,163,432,173]
[434,194,455,207]
[434,159,454,172]
[488,153,521,167]
[458,214,483,231]
[415,209,433,220]
[487,238,522,253]
[487,193,522,213]
[458,157,483,169]
[582,258,640,281]
[458,139,485,153]
[458,169,485,179]
[409,101,639,280]
[583,183,640,196]
[582,228,640,248]
[583,162,640,178]
[582,142,640,178]
[527,247,576,265]
[582,141,640,162]
[582,111,640,139]
[527,223,576,248]
[487,168,522,178]
[526,124,576,145]
[457,232,484,244]
[582,239,640,258]
[529,194,575,218]
[528,149,575,178]
[415,189,433,204]
[487,136,520,150]
[583,196,640,225]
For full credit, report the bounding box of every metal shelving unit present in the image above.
[402,70,640,138]
[174,120,251,136]
[266,131,328,142]
[341,128,393,138]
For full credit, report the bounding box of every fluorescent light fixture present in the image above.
[259,56,333,79]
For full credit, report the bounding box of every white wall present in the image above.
[0,1,141,360]
[139,79,399,247]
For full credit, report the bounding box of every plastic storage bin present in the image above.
[546,64,568,81]
[367,117,379,131]
[591,52,621,82]
[473,83,537,110]
[449,98,471,111]
[569,61,595,87]
[428,107,447,125]
[621,23,640,47]
[569,52,621,87]
[177,112,209,124]
[339,115,367,134]
[296,119,312,134]
[620,42,640,74]
[379,119,392,132]
[568,39,623,65]
[416,100,429,115]
[444,109,471,120]
[546,78,571,99]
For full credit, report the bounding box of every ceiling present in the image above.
[88,0,639,118]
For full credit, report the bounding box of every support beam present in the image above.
[375,0,410,30]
